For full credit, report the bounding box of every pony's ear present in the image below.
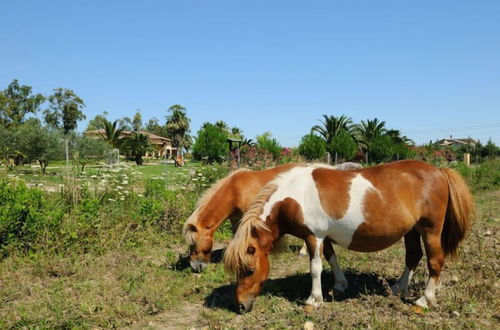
[189,224,197,232]
[247,246,256,255]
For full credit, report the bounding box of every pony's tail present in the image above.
[440,168,475,258]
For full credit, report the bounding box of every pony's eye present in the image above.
[245,269,255,276]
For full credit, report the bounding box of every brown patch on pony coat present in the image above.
[311,169,355,220]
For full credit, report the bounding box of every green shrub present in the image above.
[0,179,64,255]
[450,159,500,191]
[298,134,326,161]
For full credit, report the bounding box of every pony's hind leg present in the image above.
[392,228,423,298]
[323,237,348,293]
[415,227,445,308]
[305,236,324,307]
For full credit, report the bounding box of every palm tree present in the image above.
[102,119,125,149]
[311,115,354,145]
[354,118,387,150]
[242,138,255,147]
[215,120,229,133]
[123,132,152,165]
[231,127,243,139]
[386,129,414,146]
[166,105,190,160]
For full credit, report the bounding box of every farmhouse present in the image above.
[85,129,177,158]
[437,137,477,149]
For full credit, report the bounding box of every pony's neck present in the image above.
[197,188,236,232]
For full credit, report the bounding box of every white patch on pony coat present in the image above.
[261,167,377,249]
[306,238,324,307]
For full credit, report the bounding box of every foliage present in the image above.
[312,114,354,146]
[122,132,153,165]
[145,117,169,138]
[329,129,357,162]
[72,134,109,174]
[256,132,282,160]
[86,111,109,131]
[0,179,64,255]
[353,118,387,152]
[0,79,45,128]
[43,88,86,134]
[369,135,396,163]
[451,159,500,191]
[15,119,64,173]
[132,111,143,131]
[298,133,326,161]
[192,123,228,163]
[102,119,125,149]
[166,104,191,157]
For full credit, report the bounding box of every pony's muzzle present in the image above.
[190,259,207,273]
[237,301,253,314]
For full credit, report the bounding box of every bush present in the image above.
[192,123,228,163]
[329,129,357,162]
[452,159,500,191]
[0,179,64,255]
[298,134,326,161]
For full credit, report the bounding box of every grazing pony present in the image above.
[183,162,362,274]
[224,160,474,313]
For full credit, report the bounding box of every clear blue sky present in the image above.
[1,0,499,146]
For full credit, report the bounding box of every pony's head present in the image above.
[182,213,213,272]
[183,169,251,272]
[223,184,278,313]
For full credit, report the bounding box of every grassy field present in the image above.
[0,161,499,329]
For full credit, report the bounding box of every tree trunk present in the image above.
[38,159,48,174]
[135,154,143,166]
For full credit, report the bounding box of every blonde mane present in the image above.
[182,168,251,244]
[223,183,278,274]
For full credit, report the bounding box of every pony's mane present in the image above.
[224,183,278,274]
[182,168,251,244]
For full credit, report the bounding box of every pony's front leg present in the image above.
[323,238,348,293]
[305,236,323,307]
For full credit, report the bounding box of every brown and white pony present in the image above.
[224,160,474,313]
[183,162,362,273]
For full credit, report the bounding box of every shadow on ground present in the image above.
[205,268,400,312]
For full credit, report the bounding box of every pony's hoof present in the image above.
[415,295,436,309]
[305,295,323,308]
[391,283,407,297]
[333,280,348,293]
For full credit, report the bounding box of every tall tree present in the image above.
[132,111,143,131]
[215,120,229,133]
[311,114,354,146]
[192,123,228,163]
[44,88,86,134]
[145,117,168,137]
[354,118,387,151]
[386,129,414,146]
[166,104,191,159]
[86,111,109,131]
[0,79,45,127]
[231,127,244,139]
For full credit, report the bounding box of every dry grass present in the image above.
[1,190,498,329]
